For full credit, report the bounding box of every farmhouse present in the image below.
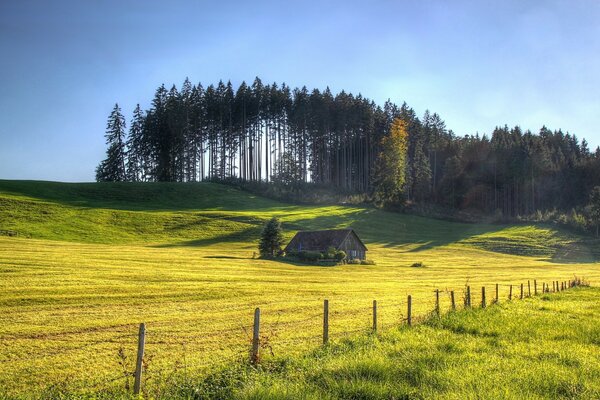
[284,228,367,260]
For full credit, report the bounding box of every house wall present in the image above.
[339,234,366,260]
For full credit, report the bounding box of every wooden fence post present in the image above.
[450,291,456,310]
[528,280,531,297]
[323,300,329,345]
[407,295,412,326]
[534,280,538,295]
[133,323,146,395]
[509,284,513,300]
[466,286,471,308]
[251,308,260,364]
[481,286,486,308]
[495,284,499,304]
[435,289,440,316]
[372,300,377,332]
[520,283,524,300]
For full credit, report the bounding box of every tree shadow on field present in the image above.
[288,207,504,253]
[152,227,259,248]
[549,240,600,264]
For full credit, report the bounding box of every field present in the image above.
[0,180,599,398]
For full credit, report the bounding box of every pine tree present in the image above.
[126,104,145,182]
[96,104,128,182]
[373,117,409,207]
[258,217,284,257]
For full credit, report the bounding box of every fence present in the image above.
[128,277,583,395]
[0,277,586,396]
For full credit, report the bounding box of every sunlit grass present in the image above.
[0,180,598,398]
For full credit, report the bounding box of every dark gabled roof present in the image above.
[284,228,367,252]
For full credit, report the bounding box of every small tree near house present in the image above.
[259,217,285,258]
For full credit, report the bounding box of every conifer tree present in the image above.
[96,104,128,181]
[126,104,145,182]
[258,217,284,257]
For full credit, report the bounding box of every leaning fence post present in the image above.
[528,280,531,297]
[534,280,538,295]
[372,300,377,332]
[407,295,412,326]
[435,289,440,316]
[509,284,513,300]
[481,286,486,308]
[251,308,260,364]
[450,291,456,310]
[323,300,329,345]
[134,323,146,395]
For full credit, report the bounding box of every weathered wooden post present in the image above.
[520,283,524,300]
[481,286,486,308]
[509,284,513,300]
[528,280,531,297]
[466,286,471,308]
[134,323,146,395]
[251,308,260,364]
[534,280,538,295]
[435,289,440,316]
[372,300,377,332]
[323,300,329,345]
[450,291,456,310]
[407,295,412,326]
[495,284,499,304]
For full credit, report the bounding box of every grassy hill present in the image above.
[0,180,599,398]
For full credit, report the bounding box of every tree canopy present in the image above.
[96,77,600,226]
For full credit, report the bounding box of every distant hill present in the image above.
[1,180,597,261]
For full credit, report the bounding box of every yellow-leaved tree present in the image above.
[373,117,409,207]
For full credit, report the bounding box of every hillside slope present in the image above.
[0,180,595,261]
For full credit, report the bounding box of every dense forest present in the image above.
[96,77,600,228]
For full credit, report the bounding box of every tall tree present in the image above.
[96,103,128,182]
[373,117,409,206]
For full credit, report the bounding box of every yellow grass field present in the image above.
[0,181,598,397]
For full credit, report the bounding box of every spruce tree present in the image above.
[126,104,145,182]
[258,217,284,258]
[96,104,128,182]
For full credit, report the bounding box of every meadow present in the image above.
[0,180,599,398]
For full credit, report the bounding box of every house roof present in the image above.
[284,228,368,252]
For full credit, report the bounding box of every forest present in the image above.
[96,77,600,228]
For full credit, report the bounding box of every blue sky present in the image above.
[1,0,599,181]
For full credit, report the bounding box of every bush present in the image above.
[334,250,346,262]
[361,259,376,265]
[298,251,322,262]
[411,262,425,268]
[347,259,361,265]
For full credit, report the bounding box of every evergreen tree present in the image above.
[96,104,127,182]
[126,104,145,182]
[258,217,284,257]
[373,117,409,207]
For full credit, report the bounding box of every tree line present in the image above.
[96,77,600,224]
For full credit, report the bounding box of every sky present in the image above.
[1,0,599,182]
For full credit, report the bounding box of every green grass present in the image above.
[0,180,599,399]
[206,287,600,400]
